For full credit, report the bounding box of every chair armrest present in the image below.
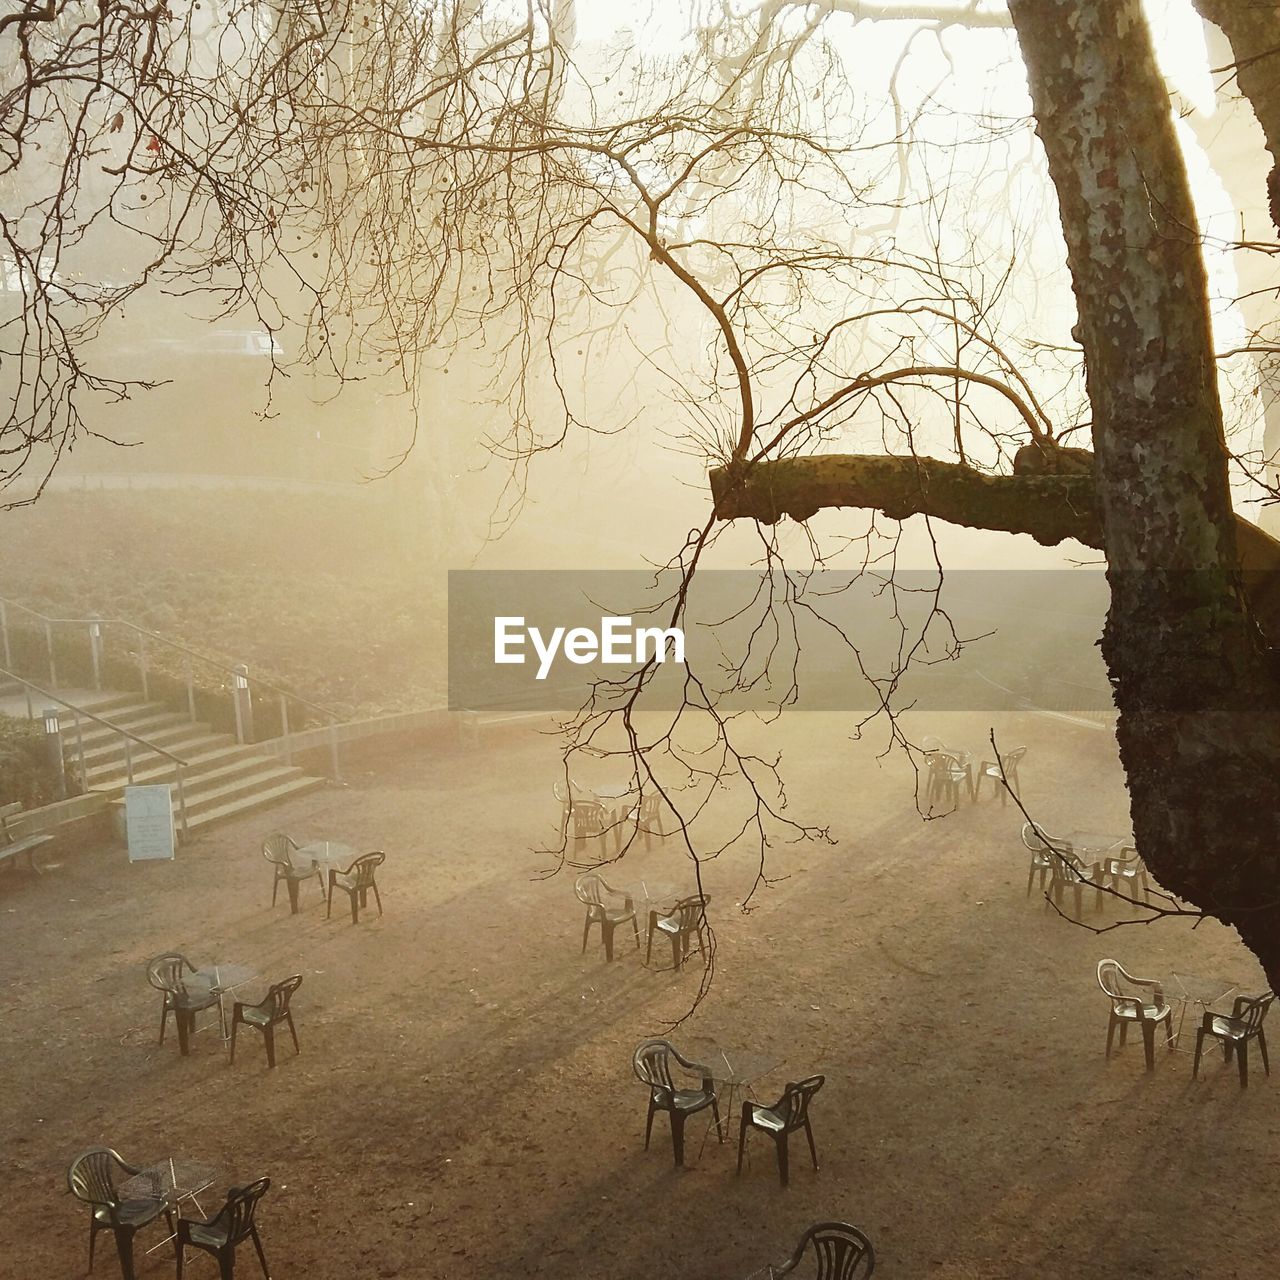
[1110,995,1146,1017]
[668,1044,708,1073]
[1125,973,1162,994]
[1205,1008,1244,1033]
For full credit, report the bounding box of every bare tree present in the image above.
[6,0,1280,986]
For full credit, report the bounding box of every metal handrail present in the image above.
[0,593,343,778]
[0,667,189,839]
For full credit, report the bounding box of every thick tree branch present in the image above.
[709,454,1102,544]
[710,452,1280,642]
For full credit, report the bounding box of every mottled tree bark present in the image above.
[1006,0,1280,984]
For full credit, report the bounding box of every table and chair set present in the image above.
[1020,822,1151,913]
[632,1040,872,1274]
[67,1147,272,1280]
[1096,958,1274,1085]
[262,833,386,923]
[920,737,1026,809]
[145,952,303,1069]
[575,871,709,968]
[555,777,670,854]
[632,1037,826,1183]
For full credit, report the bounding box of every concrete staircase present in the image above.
[55,690,325,834]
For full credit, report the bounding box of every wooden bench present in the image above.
[0,801,55,873]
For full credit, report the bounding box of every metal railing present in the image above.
[0,595,343,779]
[0,667,189,839]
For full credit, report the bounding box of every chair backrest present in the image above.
[637,793,662,820]
[777,1221,875,1279]
[67,1148,131,1208]
[633,1038,677,1093]
[572,801,608,835]
[207,1177,270,1246]
[1237,991,1275,1035]
[1097,958,1149,1005]
[552,781,570,804]
[670,894,709,934]
[263,975,303,1020]
[146,952,193,996]
[920,736,945,753]
[574,873,608,907]
[348,852,385,888]
[1020,822,1063,854]
[1000,746,1027,768]
[261,833,296,866]
[773,1075,825,1130]
[1105,846,1143,874]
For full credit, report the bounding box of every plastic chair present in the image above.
[622,792,668,850]
[327,851,385,923]
[760,1221,876,1278]
[1049,846,1105,916]
[1097,958,1174,1070]
[262,832,323,914]
[1101,845,1151,904]
[737,1075,824,1186]
[176,1177,271,1279]
[574,873,639,961]
[646,893,710,969]
[67,1147,173,1280]
[231,975,303,1069]
[924,750,971,807]
[146,952,220,1055]
[633,1038,721,1166]
[1020,822,1059,898]
[974,745,1026,803]
[569,799,611,854]
[1193,990,1274,1088]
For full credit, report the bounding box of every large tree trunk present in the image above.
[1007,0,1280,986]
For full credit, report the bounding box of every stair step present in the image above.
[77,725,225,770]
[108,762,322,817]
[87,742,265,790]
[185,757,306,798]
[182,765,313,814]
[51,692,147,720]
[74,709,197,750]
[183,775,326,832]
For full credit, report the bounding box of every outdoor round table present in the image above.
[683,1043,785,1159]
[1065,830,1132,855]
[296,840,358,899]
[590,783,635,804]
[187,963,257,1042]
[623,879,683,922]
[1165,972,1240,1051]
[120,1157,219,1255]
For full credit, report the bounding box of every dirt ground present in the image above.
[2,710,1275,1279]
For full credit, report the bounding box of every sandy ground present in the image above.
[2,710,1275,1280]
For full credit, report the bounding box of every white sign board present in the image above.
[125,784,176,862]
